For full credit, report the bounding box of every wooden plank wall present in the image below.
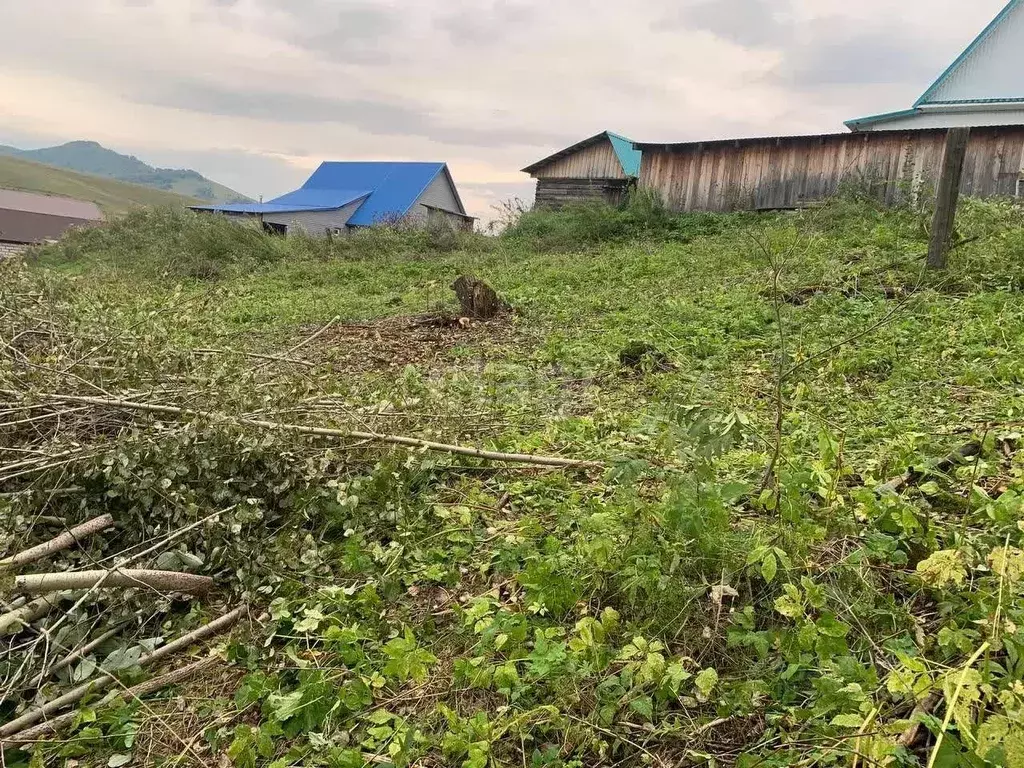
[640,127,1024,212]
[534,179,632,209]
[533,140,628,180]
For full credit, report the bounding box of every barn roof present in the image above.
[194,162,469,226]
[0,189,103,221]
[522,131,642,177]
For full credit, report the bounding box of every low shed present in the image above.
[0,189,103,257]
[637,125,1024,213]
[194,162,474,235]
[523,131,641,208]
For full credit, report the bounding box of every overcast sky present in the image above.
[0,0,1009,218]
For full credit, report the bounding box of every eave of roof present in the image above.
[915,0,1022,107]
[844,108,922,130]
[521,132,611,175]
[191,191,370,215]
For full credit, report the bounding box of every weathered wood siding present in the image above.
[640,127,1024,212]
[533,140,627,180]
[535,178,633,209]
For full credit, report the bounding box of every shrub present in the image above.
[31,207,285,280]
[503,190,726,251]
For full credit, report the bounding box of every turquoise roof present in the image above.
[522,131,643,178]
[915,0,1022,106]
[844,108,921,131]
[606,132,642,177]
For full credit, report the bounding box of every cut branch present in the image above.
[0,514,115,569]
[0,593,67,636]
[0,605,246,740]
[5,656,221,746]
[8,392,602,469]
[15,569,214,596]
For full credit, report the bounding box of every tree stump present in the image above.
[452,276,504,320]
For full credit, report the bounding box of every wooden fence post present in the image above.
[927,127,971,270]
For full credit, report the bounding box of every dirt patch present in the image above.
[306,313,523,375]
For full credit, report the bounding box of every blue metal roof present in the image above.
[606,133,642,177]
[194,188,370,215]
[915,0,1022,106]
[193,162,463,225]
[304,162,449,226]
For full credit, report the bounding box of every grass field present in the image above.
[3,196,1024,767]
[0,154,197,213]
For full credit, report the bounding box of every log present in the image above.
[3,391,602,470]
[15,570,214,596]
[5,656,221,745]
[877,441,983,496]
[0,605,246,740]
[0,593,66,636]
[0,514,115,569]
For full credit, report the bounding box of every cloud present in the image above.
[129,79,575,149]
[0,0,1013,221]
[660,0,790,48]
[776,20,942,90]
[435,1,535,44]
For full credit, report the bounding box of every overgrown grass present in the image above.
[5,194,1024,768]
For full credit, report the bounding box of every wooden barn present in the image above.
[523,131,642,208]
[636,126,1024,213]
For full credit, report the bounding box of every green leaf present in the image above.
[108,755,132,768]
[694,668,718,703]
[761,553,778,583]
[830,714,863,728]
[916,550,967,589]
[629,695,654,721]
[267,690,304,722]
[976,716,1010,763]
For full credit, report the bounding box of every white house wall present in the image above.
[263,198,366,235]
[407,172,466,222]
[926,3,1024,103]
[860,109,1024,131]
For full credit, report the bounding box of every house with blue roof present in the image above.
[847,0,1024,132]
[522,131,641,208]
[193,161,474,236]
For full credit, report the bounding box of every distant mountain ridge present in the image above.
[0,141,250,204]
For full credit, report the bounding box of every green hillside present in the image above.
[0,153,197,213]
[0,140,249,204]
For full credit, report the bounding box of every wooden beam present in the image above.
[928,127,971,270]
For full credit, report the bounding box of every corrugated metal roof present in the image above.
[193,189,369,215]
[0,189,103,221]
[193,162,463,226]
[522,131,642,178]
[306,162,448,226]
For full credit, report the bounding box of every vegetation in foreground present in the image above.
[2,196,1024,767]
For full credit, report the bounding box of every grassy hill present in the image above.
[5,197,1024,766]
[0,153,197,213]
[0,140,249,204]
